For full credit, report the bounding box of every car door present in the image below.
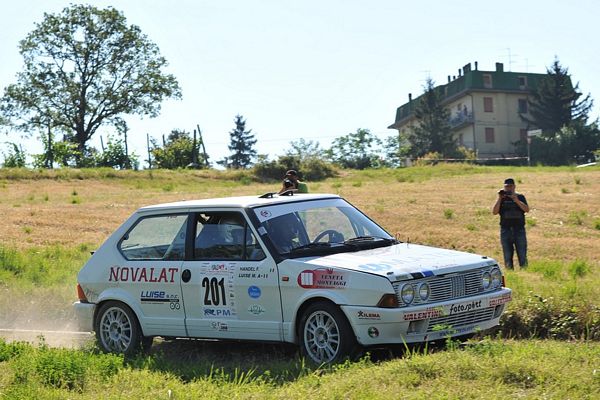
[116,212,188,337]
[180,210,282,341]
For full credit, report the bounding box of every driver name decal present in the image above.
[297,268,348,289]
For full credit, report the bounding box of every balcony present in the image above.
[449,112,474,130]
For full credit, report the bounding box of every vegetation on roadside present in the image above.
[0,338,599,398]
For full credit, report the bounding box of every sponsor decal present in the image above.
[357,311,381,320]
[109,266,178,283]
[367,327,379,338]
[209,263,227,273]
[403,307,444,321]
[260,210,272,218]
[140,291,181,309]
[247,304,266,315]
[248,286,261,299]
[432,324,477,339]
[449,299,483,315]
[210,322,228,332]
[297,268,348,289]
[203,308,232,318]
[489,293,512,307]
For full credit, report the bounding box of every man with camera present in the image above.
[278,170,308,194]
[492,178,529,269]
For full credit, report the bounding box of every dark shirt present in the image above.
[499,193,527,227]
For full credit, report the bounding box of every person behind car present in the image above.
[278,169,308,194]
[492,178,529,269]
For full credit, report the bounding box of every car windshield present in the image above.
[253,198,396,257]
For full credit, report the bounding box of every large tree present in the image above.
[521,59,593,137]
[408,78,455,157]
[327,128,382,169]
[0,5,181,166]
[221,115,257,169]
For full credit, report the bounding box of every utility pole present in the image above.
[146,133,152,169]
[197,124,209,168]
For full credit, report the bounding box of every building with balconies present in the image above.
[388,62,547,159]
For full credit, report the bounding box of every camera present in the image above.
[283,178,295,188]
[499,190,513,196]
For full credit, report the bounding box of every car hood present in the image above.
[299,243,497,281]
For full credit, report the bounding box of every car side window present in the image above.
[193,212,265,261]
[119,214,188,260]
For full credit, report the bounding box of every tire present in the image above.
[299,301,357,364]
[95,301,150,355]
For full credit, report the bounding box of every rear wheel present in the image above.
[299,301,357,364]
[95,301,151,355]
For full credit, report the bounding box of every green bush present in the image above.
[253,156,336,182]
[10,343,123,391]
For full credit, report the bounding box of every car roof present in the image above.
[137,193,341,213]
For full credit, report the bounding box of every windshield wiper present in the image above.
[345,236,397,244]
[290,242,332,252]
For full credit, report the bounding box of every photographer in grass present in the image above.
[492,178,529,269]
[278,170,308,194]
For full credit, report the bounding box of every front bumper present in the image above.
[73,301,95,332]
[342,288,512,345]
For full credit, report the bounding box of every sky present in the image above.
[1,0,599,167]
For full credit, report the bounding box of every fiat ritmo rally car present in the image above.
[75,193,511,363]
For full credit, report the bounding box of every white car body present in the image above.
[75,193,511,362]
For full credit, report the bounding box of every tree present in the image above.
[97,135,139,170]
[327,128,382,169]
[521,59,593,137]
[407,78,455,157]
[221,115,257,169]
[2,143,27,168]
[0,4,181,166]
[151,129,207,169]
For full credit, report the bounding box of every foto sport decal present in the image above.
[297,268,348,289]
[248,285,261,299]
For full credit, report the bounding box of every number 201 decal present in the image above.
[202,277,227,306]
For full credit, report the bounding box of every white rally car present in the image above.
[74,193,511,363]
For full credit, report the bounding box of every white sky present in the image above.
[1,0,599,166]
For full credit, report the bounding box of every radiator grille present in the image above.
[393,267,498,306]
[426,308,496,333]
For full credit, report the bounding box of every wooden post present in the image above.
[197,124,209,167]
[46,124,54,169]
[147,133,152,169]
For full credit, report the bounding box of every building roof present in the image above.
[388,63,547,130]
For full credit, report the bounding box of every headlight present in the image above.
[491,268,502,288]
[401,283,415,304]
[482,271,491,290]
[418,282,430,301]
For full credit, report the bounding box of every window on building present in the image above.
[483,74,492,88]
[518,99,528,113]
[520,129,527,142]
[518,76,527,89]
[485,128,495,143]
[459,133,464,146]
[484,97,494,112]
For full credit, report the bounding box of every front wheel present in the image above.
[299,301,357,364]
[95,301,150,355]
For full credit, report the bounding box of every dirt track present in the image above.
[0,328,93,348]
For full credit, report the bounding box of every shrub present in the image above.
[568,259,590,279]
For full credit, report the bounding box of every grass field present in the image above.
[0,164,599,398]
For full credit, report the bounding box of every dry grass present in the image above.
[0,166,598,266]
